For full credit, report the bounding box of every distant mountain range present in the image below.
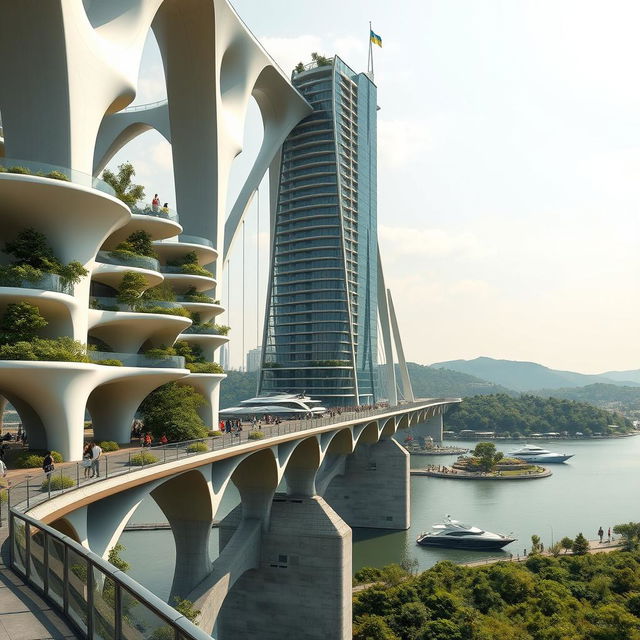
[431,357,640,392]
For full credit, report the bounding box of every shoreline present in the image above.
[411,467,552,480]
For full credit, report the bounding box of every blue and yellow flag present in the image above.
[370,30,382,48]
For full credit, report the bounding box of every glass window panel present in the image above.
[12,518,26,574]
[67,548,88,632]
[93,567,116,640]
[47,537,65,608]
[29,527,46,589]
[120,588,174,640]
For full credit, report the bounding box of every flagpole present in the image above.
[368,21,374,78]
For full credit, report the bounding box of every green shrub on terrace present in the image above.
[186,362,224,374]
[0,337,92,362]
[130,452,158,466]
[94,359,123,367]
[143,281,176,302]
[145,346,176,360]
[180,263,213,277]
[186,442,208,453]
[182,288,214,303]
[248,431,265,440]
[41,475,75,491]
[140,306,191,318]
[98,441,120,452]
[44,170,70,182]
[208,430,223,437]
[15,450,63,469]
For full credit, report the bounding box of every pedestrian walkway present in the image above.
[0,529,78,640]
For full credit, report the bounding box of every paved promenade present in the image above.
[0,528,78,640]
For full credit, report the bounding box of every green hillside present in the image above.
[445,393,633,436]
[432,356,639,391]
[407,363,514,398]
[532,383,640,419]
[219,370,258,410]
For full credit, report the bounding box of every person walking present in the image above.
[90,441,102,478]
[598,526,604,543]
[152,194,160,212]
[608,527,611,543]
[82,443,92,479]
[43,451,54,480]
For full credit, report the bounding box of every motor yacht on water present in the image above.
[507,443,573,463]
[416,517,516,550]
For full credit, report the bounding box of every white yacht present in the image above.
[220,392,327,418]
[416,517,516,550]
[507,443,573,463]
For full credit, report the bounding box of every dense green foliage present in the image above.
[534,384,640,419]
[219,370,258,408]
[116,230,156,258]
[1,302,47,342]
[446,394,632,435]
[0,337,91,362]
[14,450,63,469]
[354,548,640,639]
[139,382,207,441]
[41,475,74,491]
[471,442,504,471]
[129,452,159,466]
[102,162,145,206]
[4,228,87,286]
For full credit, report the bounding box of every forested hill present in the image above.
[532,383,640,414]
[407,363,513,398]
[219,370,258,409]
[445,393,633,436]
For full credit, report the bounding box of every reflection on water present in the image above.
[119,436,640,598]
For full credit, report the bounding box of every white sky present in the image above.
[108,0,640,374]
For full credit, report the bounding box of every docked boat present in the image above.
[507,443,573,463]
[416,517,516,550]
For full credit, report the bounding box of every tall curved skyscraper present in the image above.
[260,56,379,406]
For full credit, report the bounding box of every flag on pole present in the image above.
[370,30,383,47]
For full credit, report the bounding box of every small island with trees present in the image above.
[413,442,551,480]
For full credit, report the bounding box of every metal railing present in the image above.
[91,351,186,369]
[89,297,187,313]
[122,98,168,113]
[154,235,215,249]
[96,251,160,272]
[0,272,74,296]
[0,158,115,196]
[6,398,459,639]
[130,203,179,224]
[10,510,211,640]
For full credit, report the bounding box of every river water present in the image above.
[119,436,640,601]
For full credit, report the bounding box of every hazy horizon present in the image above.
[110,0,640,374]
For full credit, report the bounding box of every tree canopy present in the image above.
[446,394,632,435]
[139,382,207,440]
[102,162,145,207]
[353,543,640,639]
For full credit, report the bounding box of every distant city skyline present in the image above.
[111,0,640,374]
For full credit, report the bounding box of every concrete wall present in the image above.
[322,437,410,530]
[217,495,352,640]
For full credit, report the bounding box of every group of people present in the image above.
[219,419,244,436]
[151,194,169,213]
[597,526,613,543]
[80,442,103,478]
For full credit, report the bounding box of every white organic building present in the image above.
[0,0,310,461]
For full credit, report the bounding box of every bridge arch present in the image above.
[283,436,321,497]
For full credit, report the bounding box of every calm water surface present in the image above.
[119,436,640,600]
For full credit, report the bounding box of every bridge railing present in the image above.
[6,398,460,516]
[9,510,212,640]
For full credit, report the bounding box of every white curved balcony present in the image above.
[104,212,183,246]
[153,234,218,265]
[88,308,192,353]
[175,297,224,323]
[0,159,130,264]
[92,251,163,289]
[159,266,216,293]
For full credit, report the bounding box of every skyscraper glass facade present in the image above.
[259,56,379,406]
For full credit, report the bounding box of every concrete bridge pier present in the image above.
[215,438,352,639]
[415,414,444,443]
[322,436,410,530]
